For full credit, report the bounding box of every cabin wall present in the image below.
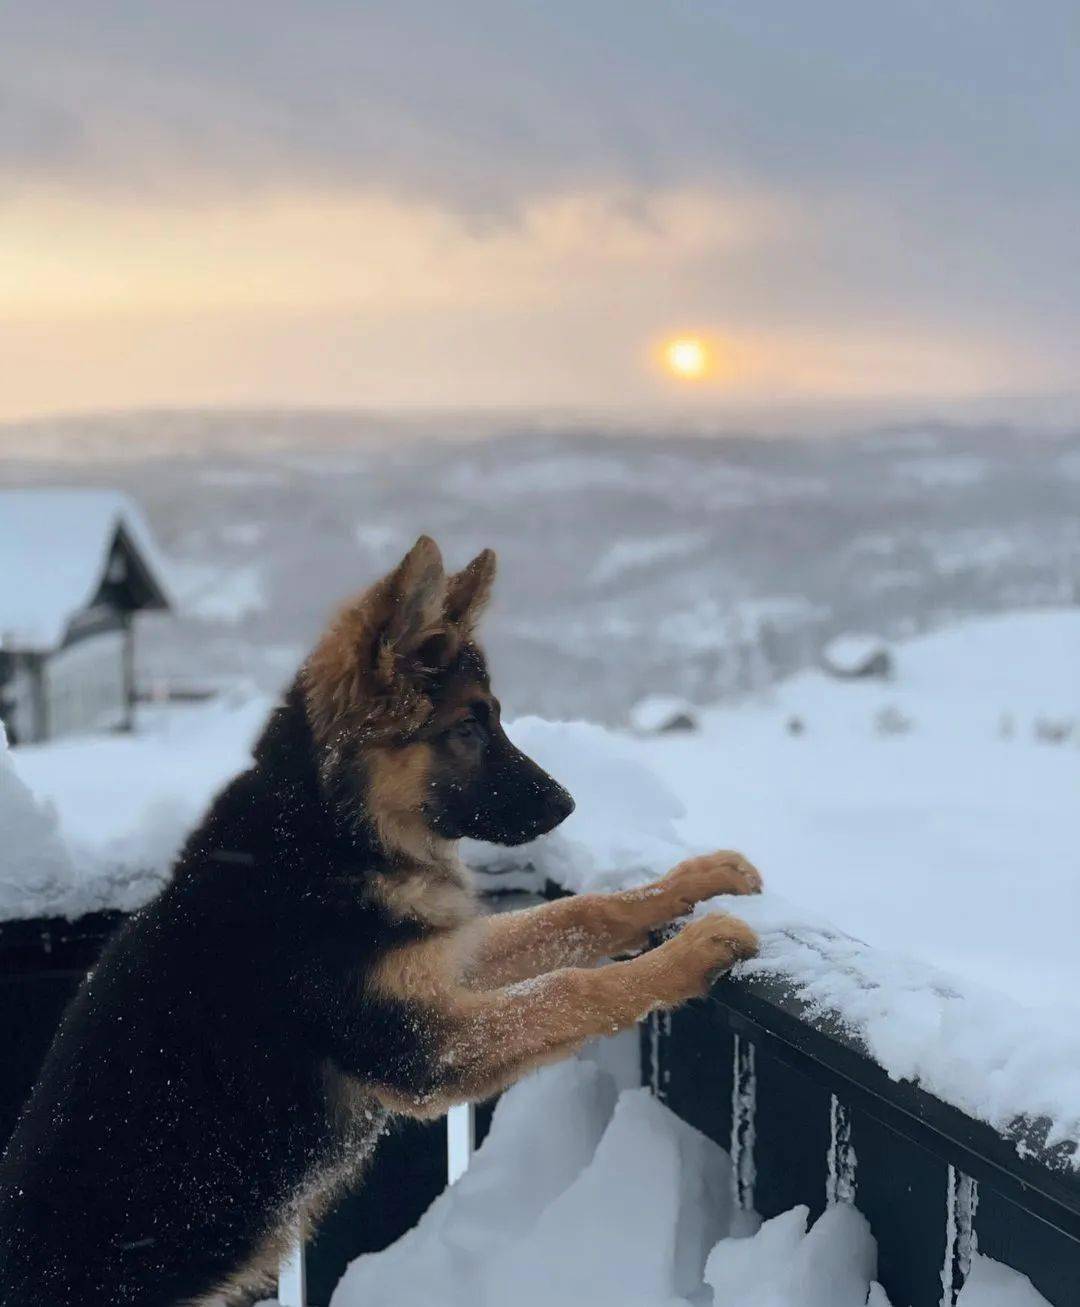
[38,605,131,742]
[0,652,44,745]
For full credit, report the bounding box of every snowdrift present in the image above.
[327,1059,1052,1307]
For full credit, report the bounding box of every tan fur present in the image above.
[322,1062,389,1144]
[361,737,481,927]
[193,1226,290,1305]
[192,1185,332,1306]
[370,909,758,1119]
[302,536,497,752]
[292,1073,386,1237]
[465,850,762,987]
[302,536,454,748]
[369,923,484,1010]
[370,860,479,930]
[195,1164,359,1305]
[365,852,760,1119]
[362,741,444,864]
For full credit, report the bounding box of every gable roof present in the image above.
[821,632,892,676]
[0,489,173,652]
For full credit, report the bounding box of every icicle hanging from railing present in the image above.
[647,1009,671,1101]
[730,1034,757,1217]
[940,1164,979,1306]
[825,1093,857,1207]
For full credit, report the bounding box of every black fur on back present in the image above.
[0,685,436,1306]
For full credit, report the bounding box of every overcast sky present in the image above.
[3,1,1079,420]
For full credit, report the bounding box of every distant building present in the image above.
[629,693,699,734]
[0,491,171,744]
[820,633,894,681]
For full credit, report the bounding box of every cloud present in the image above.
[3,1,1080,416]
[5,1,1079,208]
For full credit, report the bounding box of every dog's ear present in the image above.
[445,548,497,631]
[381,536,448,657]
[304,536,451,740]
[374,536,451,683]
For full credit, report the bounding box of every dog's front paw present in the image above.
[658,912,759,1000]
[659,851,763,913]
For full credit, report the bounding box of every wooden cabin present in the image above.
[0,490,171,744]
[820,632,894,681]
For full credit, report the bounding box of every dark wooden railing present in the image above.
[3,899,1076,1306]
[646,967,1080,1307]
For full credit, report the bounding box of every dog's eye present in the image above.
[451,717,483,742]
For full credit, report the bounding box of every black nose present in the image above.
[544,785,576,827]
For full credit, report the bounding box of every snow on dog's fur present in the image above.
[0,537,760,1307]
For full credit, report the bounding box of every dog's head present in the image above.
[302,536,574,858]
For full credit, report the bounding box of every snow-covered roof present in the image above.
[0,489,173,652]
[629,693,698,734]
[821,632,892,675]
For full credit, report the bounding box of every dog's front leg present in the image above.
[465,850,762,988]
[372,909,758,1117]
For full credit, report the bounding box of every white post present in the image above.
[446,1102,475,1184]
[277,1228,306,1307]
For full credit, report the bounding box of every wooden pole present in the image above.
[277,1228,306,1307]
[446,1102,475,1185]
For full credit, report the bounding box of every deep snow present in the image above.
[1,694,267,919]
[320,1059,1050,1307]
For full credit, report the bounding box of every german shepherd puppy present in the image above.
[0,537,760,1306]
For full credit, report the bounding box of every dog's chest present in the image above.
[372,858,479,931]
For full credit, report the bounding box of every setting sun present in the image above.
[663,336,710,380]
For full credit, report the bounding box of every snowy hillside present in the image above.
[2,419,1078,721]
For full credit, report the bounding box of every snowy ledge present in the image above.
[700,899,1080,1191]
[704,943,1080,1238]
